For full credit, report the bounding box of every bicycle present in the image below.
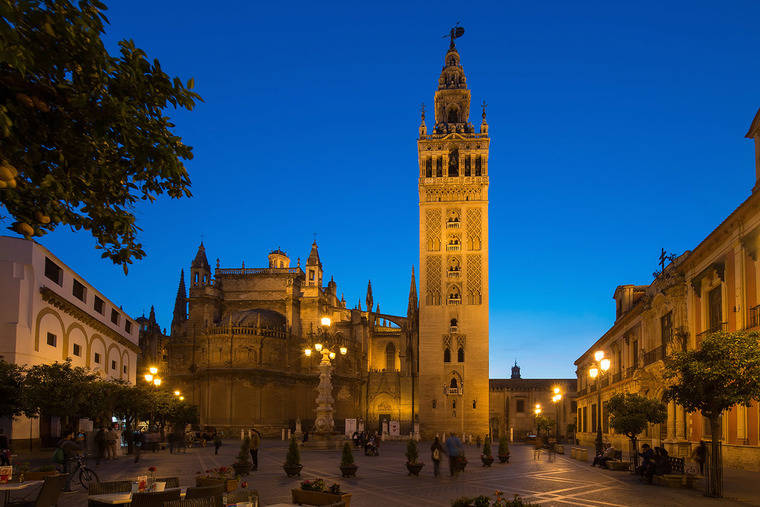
[57,454,100,490]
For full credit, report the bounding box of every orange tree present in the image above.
[664,330,760,497]
[0,0,200,270]
[607,392,666,468]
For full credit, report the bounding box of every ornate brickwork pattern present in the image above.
[426,255,441,305]
[426,209,442,251]
[466,254,481,305]
[466,208,482,250]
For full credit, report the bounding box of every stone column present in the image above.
[314,350,335,433]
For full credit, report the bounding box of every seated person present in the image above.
[637,444,656,482]
[592,444,617,468]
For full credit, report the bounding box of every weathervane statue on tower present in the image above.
[445,23,465,48]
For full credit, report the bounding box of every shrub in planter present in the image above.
[405,439,425,476]
[481,437,494,467]
[233,437,252,476]
[498,436,510,463]
[283,436,303,477]
[293,479,352,506]
[340,442,358,478]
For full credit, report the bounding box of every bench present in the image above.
[653,457,695,489]
[607,460,632,471]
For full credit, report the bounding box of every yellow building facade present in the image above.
[574,108,760,471]
[417,38,490,438]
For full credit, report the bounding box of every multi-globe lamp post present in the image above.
[588,350,611,453]
[552,387,563,441]
[143,366,162,387]
[304,317,348,434]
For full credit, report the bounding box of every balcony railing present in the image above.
[643,345,665,366]
[446,221,460,229]
[696,322,727,342]
[612,372,622,384]
[447,270,461,278]
[749,305,760,329]
[446,244,461,252]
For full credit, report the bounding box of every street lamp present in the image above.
[552,387,563,442]
[588,350,611,453]
[149,366,158,375]
[174,390,181,397]
[303,316,349,434]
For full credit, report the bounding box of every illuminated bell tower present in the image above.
[417,33,490,438]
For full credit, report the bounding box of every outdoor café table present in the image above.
[0,480,43,505]
[89,487,185,505]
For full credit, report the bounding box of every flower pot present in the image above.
[195,477,238,492]
[340,463,358,478]
[481,455,494,467]
[498,454,510,463]
[233,462,252,476]
[292,489,352,506]
[405,462,425,476]
[283,463,303,478]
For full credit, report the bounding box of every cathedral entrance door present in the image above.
[379,414,390,434]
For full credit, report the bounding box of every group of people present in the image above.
[93,425,122,464]
[636,443,672,482]
[351,431,381,456]
[430,433,466,477]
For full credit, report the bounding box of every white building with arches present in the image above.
[0,236,140,446]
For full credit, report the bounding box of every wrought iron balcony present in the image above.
[696,322,727,342]
[749,305,760,329]
[612,372,622,384]
[643,345,665,366]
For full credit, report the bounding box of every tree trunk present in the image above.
[630,435,639,469]
[706,417,722,497]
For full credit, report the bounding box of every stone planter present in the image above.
[481,455,494,467]
[291,489,352,506]
[233,462,252,476]
[195,477,238,492]
[283,463,303,478]
[405,462,424,476]
[498,454,510,463]
[340,463,358,478]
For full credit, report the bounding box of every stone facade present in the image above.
[574,107,760,471]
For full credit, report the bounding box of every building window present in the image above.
[708,286,722,332]
[632,339,639,367]
[448,149,459,177]
[44,257,63,286]
[46,332,57,347]
[111,360,116,370]
[385,342,395,371]
[443,348,451,363]
[516,399,525,413]
[457,347,464,362]
[582,406,588,432]
[125,321,132,333]
[432,399,437,409]
[571,400,577,413]
[464,155,471,176]
[94,296,104,314]
[123,365,127,374]
[449,377,458,389]
[475,156,482,176]
[661,311,673,350]
[425,158,432,177]
[309,270,315,281]
[436,157,442,177]
[94,352,101,364]
[72,279,86,302]
[73,343,81,356]
[591,404,597,433]
[472,400,477,409]
[111,309,119,325]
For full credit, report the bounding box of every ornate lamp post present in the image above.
[304,317,347,434]
[552,387,562,442]
[534,403,542,439]
[588,350,611,454]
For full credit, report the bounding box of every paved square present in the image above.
[49,441,758,506]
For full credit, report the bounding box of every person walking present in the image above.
[0,428,11,466]
[133,430,143,464]
[691,441,707,475]
[249,428,261,471]
[57,431,82,491]
[213,432,222,455]
[445,432,463,477]
[94,426,106,465]
[430,436,445,477]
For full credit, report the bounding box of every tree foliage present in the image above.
[663,330,760,419]
[0,360,25,419]
[0,0,201,269]
[21,359,98,423]
[607,392,666,441]
[534,415,554,438]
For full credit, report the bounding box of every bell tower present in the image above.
[417,31,490,438]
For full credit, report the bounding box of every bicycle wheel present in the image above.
[78,467,99,489]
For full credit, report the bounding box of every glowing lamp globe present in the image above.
[304,348,312,357]
[153,378,162,386]
[594,351,605,362]
[149,366,158,375]
[144,374,153,382]
[600,358,611,371]
[589,366,599,378]
[329,352,336,359]
[320,317,331,327]
[314,343,323,352]
[340,346,348,355]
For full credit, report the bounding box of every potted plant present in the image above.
[339,442,358,478]
[405,438,425,476]
[481,437,494,467]
[195,467,238,492]
[292,479,352,506]
[233,437,253,476]
[498,436,510,463]
[283,436,303,477]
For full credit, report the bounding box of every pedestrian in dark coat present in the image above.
[431,437,445,477]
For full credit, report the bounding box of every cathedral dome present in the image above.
[225,309,286,329]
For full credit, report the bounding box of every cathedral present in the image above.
[161,36,555,439]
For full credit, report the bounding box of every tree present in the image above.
[0,360,25,420]
[21,360,99,429]
[607,392,666,469]
[664,330,760,497]
[0,0,201,269]
[534,415,554,443]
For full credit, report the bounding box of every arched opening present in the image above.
[443,348,451,362]
[449,377,458,389]
[385,342,396,371]
[450,318,458,327]
[447,107,458,123]
[448,149,459,177]
[457,347,464,362]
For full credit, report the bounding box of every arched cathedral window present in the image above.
[457,347,465,362]
[443,348,451,363]
[385,342,396,371]
[448,149,459,177]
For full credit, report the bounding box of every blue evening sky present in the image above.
[23,0,760,379]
